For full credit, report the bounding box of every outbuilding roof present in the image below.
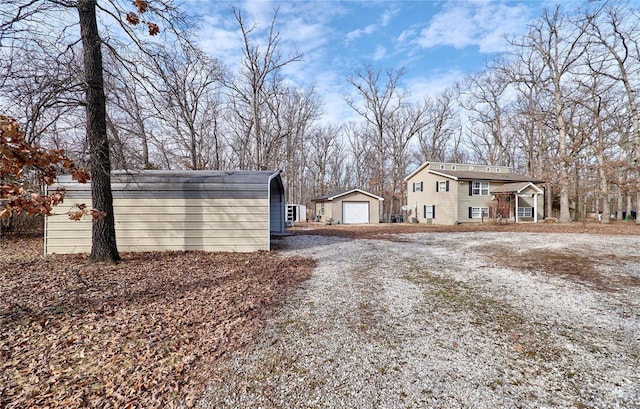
[311,188,384,202]
[53,170,283,199]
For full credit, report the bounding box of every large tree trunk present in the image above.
[78,0,120,263]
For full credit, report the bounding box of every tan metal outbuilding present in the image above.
[311,189,383,224]
[45,170,286,254]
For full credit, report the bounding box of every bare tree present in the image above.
[225,7,303,170]
[346,65,405,220]
[307,125,344,199]
[267,85,321,204]
[509,6,590,222]
[145,44,224,170]
[0,47,84,145]
[343,121,375,191]
[414,88,459,164]
[1,0,188,262]
[458,64,515,167]
[585,2,640,223]
[103,51,158,170]
[386,101,429,218]
[574,43,627,223]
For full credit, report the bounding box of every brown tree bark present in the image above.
[78,0,120,263]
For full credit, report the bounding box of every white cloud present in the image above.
[404,70,464,101]
[346,5,398,42]
[380,7,400,26]
[372,44,386,61]
[347,23,377,41]
[396,28,416,45]
[417,2,533,53]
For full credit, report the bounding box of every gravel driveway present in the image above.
[198,232,640,408]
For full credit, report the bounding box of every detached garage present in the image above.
[45,170,285,254]
[311,189,383,224]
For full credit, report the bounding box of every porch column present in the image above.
[515,194,519,223]
[534,193,538,223]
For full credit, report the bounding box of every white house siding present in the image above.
[406,172,458,225]
[457,181,495,222]
[45,170,284,254]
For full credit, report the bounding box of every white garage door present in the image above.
[342,201,369,224]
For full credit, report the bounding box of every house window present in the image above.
[424,205,435,219]
[320,203,325,215]
[451,165,457,170]
[436,180,450,192]
[496,168,501,172]
[486,167,491,172]
[413,181,423,192]
[440,164,446,170]
[469,165,474,170]
[518,207,533,218]
[470,207,489,219]
[472,181,489,196]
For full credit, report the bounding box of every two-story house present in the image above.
[405,162,545,225]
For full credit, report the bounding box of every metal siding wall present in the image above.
[269,177,285,234]
[46,171,279,253]
[46,198,269,253]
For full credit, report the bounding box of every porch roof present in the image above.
[491,181,543,194]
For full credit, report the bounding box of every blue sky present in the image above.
[191,0,555,123]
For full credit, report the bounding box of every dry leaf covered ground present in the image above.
[0,235,315,408]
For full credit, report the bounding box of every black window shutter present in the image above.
[420,182,423,191]
[469,181,473,196]
[432,205,436,219]
[435,181,439,192]
[423,205,427,218]
[446,180,449,192]
[412,182,415,192]
[468,207,472,218]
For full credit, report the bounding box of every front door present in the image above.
[496,196,511,219]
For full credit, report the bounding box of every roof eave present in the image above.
[427,169,459,180]
[404,161,430,181]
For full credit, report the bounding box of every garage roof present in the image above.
[312,188,384,202]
